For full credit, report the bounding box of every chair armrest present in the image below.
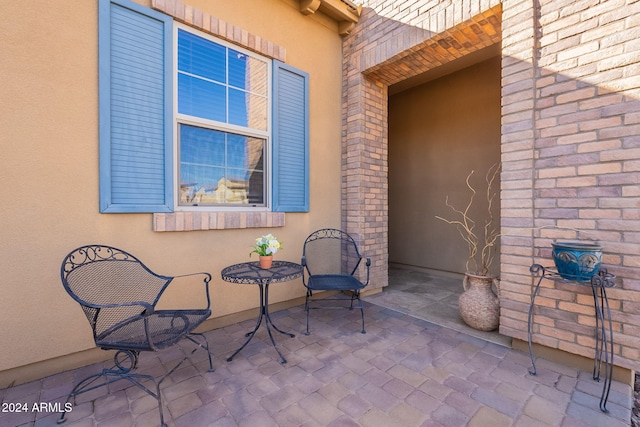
[364,257,371,286]
[174,271,213,282]
[301,256,309,286]
[168,272,213,309]
[97,301,155,315]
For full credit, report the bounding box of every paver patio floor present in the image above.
[0,270,633,426]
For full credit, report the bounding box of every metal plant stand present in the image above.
[221,261,303,364]
[528,264,616,412]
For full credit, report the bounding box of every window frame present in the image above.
[173,23,273,212]
[99,0,309,219]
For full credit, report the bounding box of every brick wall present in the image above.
[345,0,640,372]
[529,0,640,369]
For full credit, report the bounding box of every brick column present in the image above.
[497,0,538,341]
[342,46,389,289]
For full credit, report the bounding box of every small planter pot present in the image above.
[259,255,273,269]
[552,241,602,282]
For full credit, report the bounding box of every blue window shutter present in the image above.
[272,61,309,212]
[99,0,173,213]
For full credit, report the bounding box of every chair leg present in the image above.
[305,292,311,335]
[58,336,214,427]
[186,332,215,372]
[57,371,114,424]
[124,372,166,427]
[355,292,365,334]
[58,350,168,426]
[304,290,366,335]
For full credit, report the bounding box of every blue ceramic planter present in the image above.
[552,241,603,282]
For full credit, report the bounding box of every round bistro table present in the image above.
[221,260,303,364]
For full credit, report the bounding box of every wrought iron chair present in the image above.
[58,245,214,427]
[302,228,371,335]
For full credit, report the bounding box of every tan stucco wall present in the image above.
[0,0,344,382]
[388,57,501,276]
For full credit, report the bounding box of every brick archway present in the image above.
[342,3,502,289]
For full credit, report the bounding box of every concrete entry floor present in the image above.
[364,267,511,347]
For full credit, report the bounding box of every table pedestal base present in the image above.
[227,282,294,364]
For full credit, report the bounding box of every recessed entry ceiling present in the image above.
[389,43,500,96]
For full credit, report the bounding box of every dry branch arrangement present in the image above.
[436,163,501,276]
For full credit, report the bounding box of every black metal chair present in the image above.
[58,245,214,427]
[302,228,371,335]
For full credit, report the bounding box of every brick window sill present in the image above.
[153,212,285,232]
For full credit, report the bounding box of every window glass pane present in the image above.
[180,125,225,165]
[246,57,268,96]
[228,88,247,127]
[229,49,268,96]
[247,170,264,205]
[229,88,267,130]
[179,124,265,206]
[226,133,247,168]
[245,136,264,204]
[247,93,268,131]
[180,164,225,204]
[226,134,264,204]
[178,29,225,83]
[178,74,226,122]
[179,125,224,204]
[228,49,247,90]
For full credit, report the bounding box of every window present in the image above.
[176,28,269,207]
[99,0,309,214]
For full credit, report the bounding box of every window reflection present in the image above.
[179,125,265,205]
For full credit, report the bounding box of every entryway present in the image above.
[365,267,510,347]
[384,53,503,342]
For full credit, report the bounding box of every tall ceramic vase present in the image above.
[458,273,500,331]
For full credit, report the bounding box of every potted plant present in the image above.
[250,234,282,269]
[436,163,501,331]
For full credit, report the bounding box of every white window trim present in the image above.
[172,22,273,212]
